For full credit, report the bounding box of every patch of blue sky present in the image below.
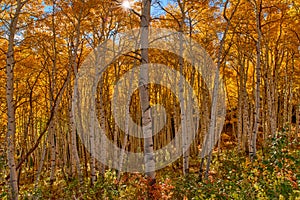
[44,5,53,13]
[151,0,169,17]
[42,0,53,13]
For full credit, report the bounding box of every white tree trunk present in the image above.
[68,3,83,182]
[5,0,26,199]
[139,0,155,184]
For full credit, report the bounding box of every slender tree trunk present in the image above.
[89,97,97,186]
[237,76,242,152]
[200,0,239,179]
[69,91,82,182]
[6,38,19,200]
[296,101,300,141]
[49,1,57,184]
[118,63,135,180]
[68,3,84,182]
[242,85,250,152]
[5,1,26,199]
[250,0,262,160]
[34,134,48,190]
[177,0,189,176]
[283,60,289,126]
[139,0,155,185]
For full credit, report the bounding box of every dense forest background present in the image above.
[0,0,299,199]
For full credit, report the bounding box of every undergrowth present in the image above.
[1,130,299,200]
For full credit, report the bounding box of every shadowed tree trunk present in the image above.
[250,0,262,160]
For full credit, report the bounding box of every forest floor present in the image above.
[1,132,300,200]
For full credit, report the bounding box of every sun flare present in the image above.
[121,0,131,9]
